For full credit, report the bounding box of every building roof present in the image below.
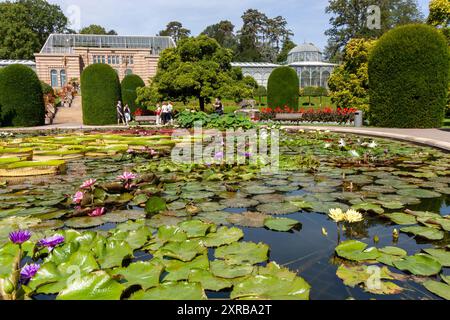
[289,43,322,55]
[0,60,36,66]
[40,34,176,54]
[289,61,337,67]
[231,62,280,68]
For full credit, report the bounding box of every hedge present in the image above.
[267,67,299,110]
[41,81,54,96]
[121,74,145,114]
[81,64,121,125]
[0,64,45,127]
[368,24,449,128]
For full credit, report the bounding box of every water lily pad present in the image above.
[195,211,232,226]
[155,239,206,262]
[383,213,417,225]
[110,260,164,290]
[198,202,227,212]
[202,226,244,248]
[188,269,232,292]
[163,254,209,282]
[57,271,124,300]
[393,254,442,276]
[178,220,213,238]
[241,185,275,195]
[397,189,441,199]
[352,202,384,214]
[210,260,254,279]
[145,197,167,215]
[252,194,286,204]
[256,202,299,215]
[226,212,269,228]
[335,240,380,262]
[264,217,300,232]
[97,240,134,269]
[220,198,259,209]
[400,226,444,241]
[130,281,206,300]
[64,216,105,229]
[423,249,450,267]
[423,280,450,300]
[230,274,310,300]
[215,242,269,265]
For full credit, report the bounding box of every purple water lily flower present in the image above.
[20,264,40,284]
[38,234,65,250]
[9,230,31,245]
[80,178,97,189]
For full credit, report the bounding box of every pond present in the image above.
[0,129,449,300]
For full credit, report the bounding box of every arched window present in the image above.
[311,71,320,87]
[125,69,133,75]
[321,71,331,88]
[301,70,310,88]
[50,69,58,87]
[60,70,66,87]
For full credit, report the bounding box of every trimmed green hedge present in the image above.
[0,64,45,127]
[41,81,54,96]
[267,67,299,110]
[121,74,145,114]
[81,64,121,125]
[369,24,450,128]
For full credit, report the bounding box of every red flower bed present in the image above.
[260,106,357,123]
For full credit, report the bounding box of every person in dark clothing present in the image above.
[214,98,223,115]
[116,101,124,125]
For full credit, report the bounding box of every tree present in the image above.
[149,35,254,110]
[80,24,117,35]
[0,0,68,59]
[324,0,423,61]
[368,24,449,128]
[201,20,238,51]
[0,64,45,127]
[267,67,299,110]
[427,0,450,44]
[277,39,296,63]
[81,64,121,125]
[158,21,190,43]
[328,38,376,112]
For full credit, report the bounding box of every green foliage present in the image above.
[427,0,450,45]
[301,86,329,97]
[201,20,238,52]
[328,38,375,112]
[81,64,121,125]
[40,81,54,96]
[0,64,45,127]
[158,21,190,43]
[267,67,299,110]
[121,74,145,114]
[0,0,68,59]
[369,24,449,128]
[277,39,296,63]
[175,110,256,130]
[325,0,423,60]
[80,24,117,35]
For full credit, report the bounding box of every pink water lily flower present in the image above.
[89,207,106,217]
[80,178,97,189]
[72,191,84,204]
[118,172,137,181]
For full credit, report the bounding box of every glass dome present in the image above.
[287,43,323,64]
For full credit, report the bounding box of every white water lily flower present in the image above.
[349,150,360,158]
[338,139,346,147]
[324,143,332,149]
[368,141,378,149]
[328,208,345,223]
[344,209,364,223]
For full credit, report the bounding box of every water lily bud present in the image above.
[393,229,399,239]
[2,279,15,294]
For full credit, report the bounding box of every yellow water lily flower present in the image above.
[344,209,364,223]
[328,208,345,223]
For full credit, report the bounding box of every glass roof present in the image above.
[40,34,176,55]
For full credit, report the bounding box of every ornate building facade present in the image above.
[231,43,337,89]
[35,34,176,88]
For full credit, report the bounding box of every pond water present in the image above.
[0,130,449,300]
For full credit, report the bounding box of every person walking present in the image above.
[167,101,174,125]
[161,102,169,125]
[116,101,124,125]
[155,104,162,126]
[124,104,131,126]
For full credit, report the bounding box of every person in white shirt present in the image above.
[167,101,174,125]
[161,102,169,125]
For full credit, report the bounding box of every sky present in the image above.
[49,0,431,50]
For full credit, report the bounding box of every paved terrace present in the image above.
[1,123,449,152]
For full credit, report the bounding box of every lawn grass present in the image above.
[443,118,450,128]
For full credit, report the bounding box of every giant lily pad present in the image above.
[188,269,232,292]
[202,226,244,247]
[110,260,164,290]
[210,260,254,279]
